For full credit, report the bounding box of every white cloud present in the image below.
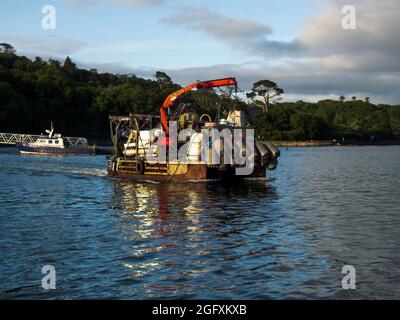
[163,1,400,71]
[162,6,301,57]
[158,1,400,103]
[1,35,86,56]
[163,6,272,41]
[62,0,165,7]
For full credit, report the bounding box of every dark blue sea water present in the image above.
[1,146,400,299]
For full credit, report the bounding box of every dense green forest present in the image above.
[1,46,400,142]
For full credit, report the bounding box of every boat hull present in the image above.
[16,143,96,156]
[107,159,266,182]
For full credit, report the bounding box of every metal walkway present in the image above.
[0,133,88,146]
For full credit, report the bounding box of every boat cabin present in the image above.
[35,134,65,147]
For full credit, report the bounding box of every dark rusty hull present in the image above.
[108,163,206,181]
[108,162,266,182]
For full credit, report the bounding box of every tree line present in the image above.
[1,45,399,142]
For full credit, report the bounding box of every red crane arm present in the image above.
[160,77,237,135]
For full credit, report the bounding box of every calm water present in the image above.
[1,146,400,299]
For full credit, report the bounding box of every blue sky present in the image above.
[0,0,319,68]
[1,0,399,103]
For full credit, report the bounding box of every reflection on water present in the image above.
[113,180,281,298]
[107,179,328,299]
[1,146,400,299]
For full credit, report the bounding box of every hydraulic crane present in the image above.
[160,77,238,137]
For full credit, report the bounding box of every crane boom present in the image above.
[160,77,237,135]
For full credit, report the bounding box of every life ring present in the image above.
[200,114,212,122]
[136,159,145,174]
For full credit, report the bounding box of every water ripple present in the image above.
[1,146,400,299]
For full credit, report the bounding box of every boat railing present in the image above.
[0,133,89,146]
[64,137,89,146]
[0,133,41,145]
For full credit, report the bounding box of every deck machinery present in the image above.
[107,77,280,181]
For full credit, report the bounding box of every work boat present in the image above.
[107,77,280,181]
[16,124,96,156]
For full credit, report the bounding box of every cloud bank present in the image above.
[163,6,303,57]
[1,35,87,56]
[158,0,400,103]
